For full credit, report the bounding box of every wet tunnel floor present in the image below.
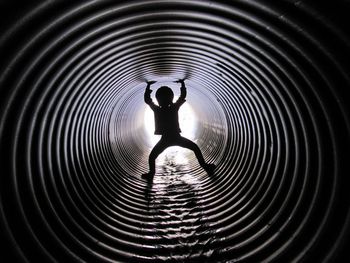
[139,153,217,262]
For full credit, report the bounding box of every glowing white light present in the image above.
[143,98,198,166]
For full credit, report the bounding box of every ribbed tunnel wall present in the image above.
[1,1,350,262]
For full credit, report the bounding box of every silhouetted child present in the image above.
[142,79,216,177]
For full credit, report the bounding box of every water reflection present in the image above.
[143,158,216,261]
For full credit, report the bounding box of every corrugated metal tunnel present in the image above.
[1,1,350,262]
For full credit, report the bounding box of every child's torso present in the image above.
[154,105,181,135]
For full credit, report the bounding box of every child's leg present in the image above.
[176,136,206,167]
[148,139,167,175]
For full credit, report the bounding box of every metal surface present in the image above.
[1,1,350,262]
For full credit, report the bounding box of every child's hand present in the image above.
[146,80,156,86]
[174,78,186,84]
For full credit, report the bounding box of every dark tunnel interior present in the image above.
[1,1,350,262]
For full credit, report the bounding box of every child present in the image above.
[142,79,216,177]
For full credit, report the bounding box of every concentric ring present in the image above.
[1,1,350,262]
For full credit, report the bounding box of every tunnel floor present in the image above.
[142,161,217,261]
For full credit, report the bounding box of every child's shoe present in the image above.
[141,172,154,179]
[203,163,216,175]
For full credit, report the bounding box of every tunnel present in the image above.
[1,1,350,262]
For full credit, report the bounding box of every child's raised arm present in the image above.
[174,79,187,106]
[144,80,157,110]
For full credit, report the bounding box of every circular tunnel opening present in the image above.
[0,1,350,262]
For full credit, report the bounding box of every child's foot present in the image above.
[141,172,154,179]
[203,163,216,175]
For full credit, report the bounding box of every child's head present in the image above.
[156,86,174,107]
